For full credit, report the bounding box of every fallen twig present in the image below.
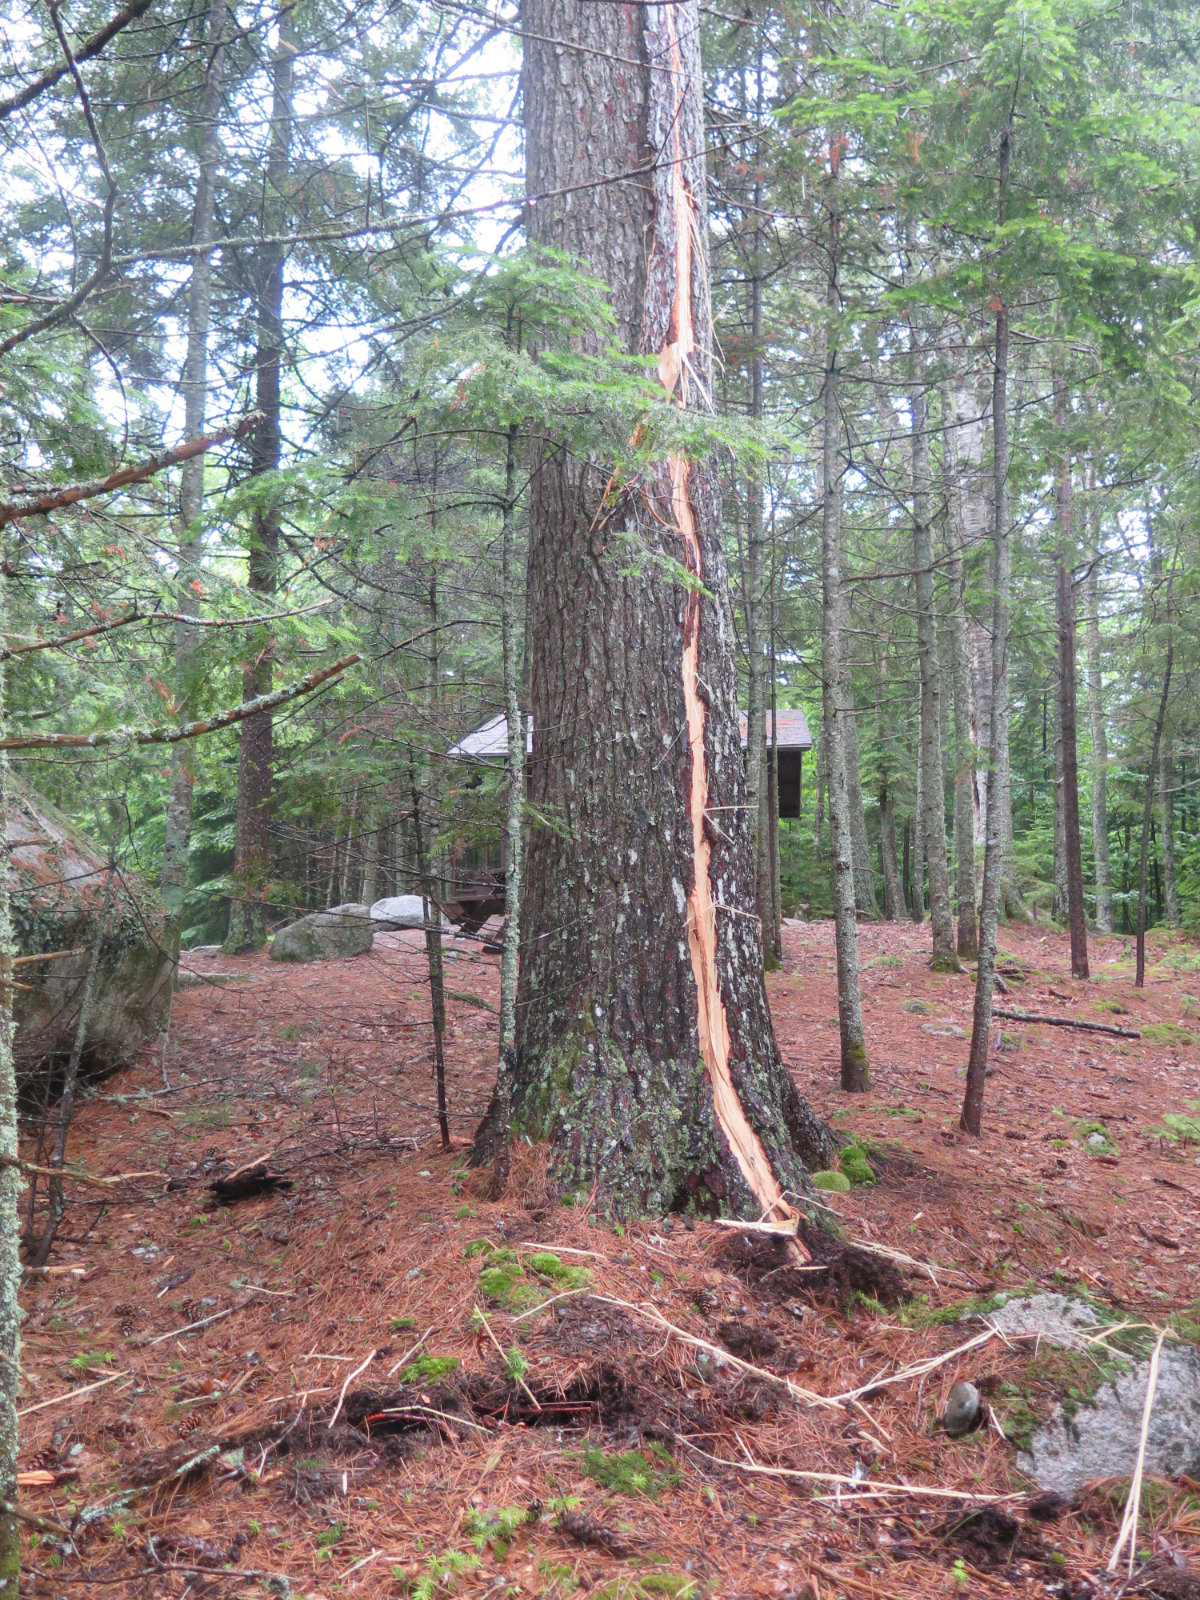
[385,1327,430,1379]
[18,1369,129,1416]
[994,1008,1141,1039]
[327,1348,377,1430]
[684,1443,1024,1503]
[140,1299,247,1346]
[1107,1328,1166,1577]
[587,1295,841,1411]
[473,1304,540,1411]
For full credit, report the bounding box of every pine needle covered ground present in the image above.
[16,922,1200,1598]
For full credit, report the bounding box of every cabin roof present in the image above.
[446,707,812,759]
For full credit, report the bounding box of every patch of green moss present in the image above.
[1141,1023,1197,1048]
[1074,1120,1118,1155]
[462,1238,496,1259]
[477,1264,536,1310]
[576,1445,678,1500]
[839,1143,876,1187]
[867,954,904,970]
[523,1251,590,1290]
[593,1577,698,1599]
[903,999,934,1015]
[399,1354,459,1384]
[812,1170,850,1192]
[900,1291,1014,1329]
[1092,999,1127,1015]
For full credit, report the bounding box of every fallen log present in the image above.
[994,1008,1140,1039]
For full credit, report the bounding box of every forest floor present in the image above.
[16,918,1200,1599]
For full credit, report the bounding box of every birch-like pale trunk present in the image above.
[161,0,227,961]
[911,335,956,968]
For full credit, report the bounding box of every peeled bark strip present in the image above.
[474,0,831,1215]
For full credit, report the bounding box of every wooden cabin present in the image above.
[442,707,811,928]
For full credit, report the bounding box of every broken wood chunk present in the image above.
[206,1159,293,1204]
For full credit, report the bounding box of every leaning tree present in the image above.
[473,0,831,1217]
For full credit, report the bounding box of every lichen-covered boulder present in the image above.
[9,783,172,1094]
[369,895,441,928]
[269,903,373,963]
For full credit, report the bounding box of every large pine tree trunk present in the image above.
[161,0,227,960]
[226,11,294,951]
[473,0,831,1214]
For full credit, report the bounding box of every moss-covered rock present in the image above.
[811,1169,851,1192]
[840,1143,876,1187]
[9,781,171,1094]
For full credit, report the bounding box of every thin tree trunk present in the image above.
[911,332,955,967]
[962,113,1013,1137]
[1052,669,1068,920]
[1053,363,1089,977]
[843,680,878,917]
[875,662,903,919]
[361,800,380,907]
[0,566,21,1588]
[1137,645,1174,987]
[821,202,870,1092]
[161,0,227,962]
[1083,469,1113,933]
[411,768,450,1148]
[499,421,525,1055]
[911,697,926,923]
[812,728,826,850]
[1160,730,1179,929]
[947,539,978,955]
[766,522,783,963]
[475,0,833,1211]
[226,8,295,951]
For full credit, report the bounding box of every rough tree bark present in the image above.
[0,565,19,1589]
[161,0,227,960]
[472,0,832,1212]
[1053,362,1088,977]
[874,653,903,921]
[911,332,956,968]
[226,9,295,951]
[499,419,525,1054]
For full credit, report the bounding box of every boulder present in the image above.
[9,783,172,1094]
[990,1295,1200,1494]
[269,903,373,963]
[1020,1342,1200,1495]
[369,895,441,929]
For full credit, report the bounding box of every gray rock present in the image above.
[269,903,373,963]
[369,894,442,929]
[943,1380,983,1437]
[987,1292,1101,1351]
[1020,1343,1200,1494]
